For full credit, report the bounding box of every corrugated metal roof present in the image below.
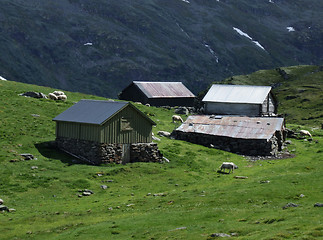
[133,81,195,98]
[175,115,284,140]
[202,84,272,104]
[53,100,128,125]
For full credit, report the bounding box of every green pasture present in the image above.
[0,78,322,239]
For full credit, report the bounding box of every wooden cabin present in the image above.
[53,100,162,164]
[202,84,277,116]
[118,81,196,107]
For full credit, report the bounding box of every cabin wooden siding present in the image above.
[55,105,152,144]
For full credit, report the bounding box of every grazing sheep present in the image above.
[300,130,312,138]
[57,94,67,101]
[48,93,58,100]
[53,91,65,96]
[220,162,238,173]
[172,115,183,123]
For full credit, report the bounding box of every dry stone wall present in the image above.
[56,137,163,165]
[171,131,283,156]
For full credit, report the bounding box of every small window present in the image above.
[121,117,133,131]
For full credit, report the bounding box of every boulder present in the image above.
[20,92,47,99]
[174,107,189,115]
[20,153,35,160]
[0,205,9,212]
[314,203,323,207]
[282,202,298,209]
[0,199,3,205]
[210,233,231,238]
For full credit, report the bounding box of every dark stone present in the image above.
[0,205,9,212]
[20,92,47,99]
[314,203,323,207]
[282,202,299,209]
[210,233,231,238]
[20,153,34,160]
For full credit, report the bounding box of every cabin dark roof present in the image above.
[132,81,195,98]
[202,84,272,104]
[175,115,284,140]
[53,100,155,125]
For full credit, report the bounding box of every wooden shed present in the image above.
[53,100,162,164]
[118,81,196,107]
[202,84,277,116]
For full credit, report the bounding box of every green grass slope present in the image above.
[217,65,323,127]
[0,80,323,239]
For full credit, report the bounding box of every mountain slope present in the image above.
[0,0,322,97]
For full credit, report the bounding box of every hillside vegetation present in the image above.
[0,0,322,98]
[206,65,323,127]
[0,75,323,239]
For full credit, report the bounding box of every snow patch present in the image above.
[181,0,190,3]
[84,42,93,46]
[269,0,274,3]
[233,27,266,51]
[204,43,219,63]
[233,27,252,40]
[286,27,295,32]
[0,75,7,81]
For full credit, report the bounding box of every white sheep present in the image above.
[53,91,65,96]
[57,94,67,101]
[172,115,184,123]
[48,93,58,100]
[300,130,312,139]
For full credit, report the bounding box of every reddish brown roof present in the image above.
[133,81,195,98]
[175,115,284,140]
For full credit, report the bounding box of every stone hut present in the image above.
[118,81,196,107]
[202,84,277,116]
[171,115,285,156]
[53,100,163,164]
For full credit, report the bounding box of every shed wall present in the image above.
[119,85,148,104]
[56,122,101,142]
[147,97,195,107]
[261,94,275,115]
[100,105,152,144]
[204,102,260,116]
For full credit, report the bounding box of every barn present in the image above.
[53,99,163,164]
[118,81,196,107]
[202,84,277,116]
[171,115,285,156]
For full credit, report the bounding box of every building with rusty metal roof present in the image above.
[202,84,277,116]
[118,81,196,107]
[172,115,285,156]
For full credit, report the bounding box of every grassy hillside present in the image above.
[0,80,323,239]
[0,0,322,98]
[213,65,323,127]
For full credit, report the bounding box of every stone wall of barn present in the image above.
[171,131,283,156]
[56,137,163,165]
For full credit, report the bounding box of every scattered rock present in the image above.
[260,180,270,184]
[153,193,167,197]
[0,199,3,205]
[174,107,189,115]
[31,114,40,117]
[234,176,248,179]
[0,205,9,212]
[285,140,292,145]
[282,202,299,209]
[8,208,16,212]
[82,192,92,196]
[158,131,171,137]
[20,92,47,99]
[210,233,231,238]
[20,153,35,160]
[299,194,305,198]
[31,166,38,170]
[152,136,161,141]
[314,203,323,207]
[101,185,108,190]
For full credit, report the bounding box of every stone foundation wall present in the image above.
[171,131,282,156]
[56,137,163,165]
